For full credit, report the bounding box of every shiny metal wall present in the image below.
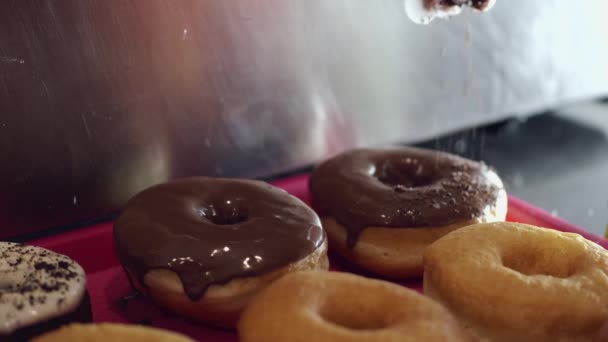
[1,0,608,238]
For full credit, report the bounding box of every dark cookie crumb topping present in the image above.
[0,243,86,332]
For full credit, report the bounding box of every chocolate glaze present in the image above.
[427,0,492,11]
[114,177,325,301]
[309,148,503,248]
[4,292,92,341]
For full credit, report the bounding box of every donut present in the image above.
[238,270,472,342]
[114,177,328,328]
[0,242,91,341]
[309,147,506,278]
[424,222,608,342]
[32,323,194,342]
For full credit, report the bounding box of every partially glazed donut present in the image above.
[424,222,608,342]
[310,147,506,278]
[238,270,472,342]
[0,242,91,341]
[114,177,328,328]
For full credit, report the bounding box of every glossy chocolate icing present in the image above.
[309,148,503,248]
[114,177,325,301]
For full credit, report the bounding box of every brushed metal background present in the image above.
[1,0,608,238]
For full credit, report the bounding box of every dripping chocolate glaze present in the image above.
[309,148,503,248]
[114,178,325,301]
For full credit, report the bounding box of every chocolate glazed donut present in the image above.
[114,177,328,327]
[310,147,507,278]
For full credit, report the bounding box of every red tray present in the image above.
[30,174,608,341]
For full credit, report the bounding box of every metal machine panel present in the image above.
[1,0,607,237]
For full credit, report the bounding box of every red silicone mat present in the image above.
[30,174,608,341]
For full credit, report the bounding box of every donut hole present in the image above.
[374,159,439,190]
[501,248,576,278]
[196,200,250,225]
[318,299,388,331]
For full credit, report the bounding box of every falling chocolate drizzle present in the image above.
[309,148,503,248]
[429,0,493,11]
[114,178,325,301]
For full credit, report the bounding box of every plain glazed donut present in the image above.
[310,147,506,278]
[32,323,194,342]
[114,177,328,328]
[0,242,91,341]
[424,222,608,342]
[238,270,472,342]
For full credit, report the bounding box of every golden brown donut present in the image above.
[310,147,507,278]
[115,177,329,328]
[424,222,608,342]
[238,270,472,342]
[32,323,194,342]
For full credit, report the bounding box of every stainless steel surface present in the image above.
[1,0,608,238]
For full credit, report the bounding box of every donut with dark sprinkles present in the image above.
[0,242,91,341]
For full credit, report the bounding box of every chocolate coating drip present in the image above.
[310,148,503,248]
[114,178,325,301]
